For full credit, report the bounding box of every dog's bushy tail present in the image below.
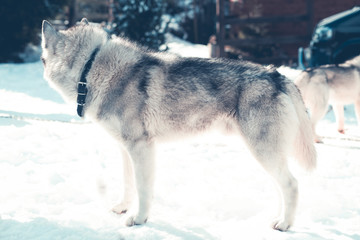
[287,82,317,171]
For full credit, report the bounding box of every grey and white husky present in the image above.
[41,18,316,231]
[295,55,360,143]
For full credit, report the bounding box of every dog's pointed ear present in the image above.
[80,18,89,25]
[42,20,58,49]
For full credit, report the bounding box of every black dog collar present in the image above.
[77,48,100,117]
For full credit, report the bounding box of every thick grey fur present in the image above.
[41,19,316,231]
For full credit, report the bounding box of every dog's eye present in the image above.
[41,57,46,66]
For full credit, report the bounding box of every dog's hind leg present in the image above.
[112,146,136,215]
[267,162,298,231]
[306,97,328,143]
[237,95,299,231]
[248,146,298,231]
[124,139,156,226]
[333,104,345,134]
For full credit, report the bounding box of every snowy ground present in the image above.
[1,36,360,240]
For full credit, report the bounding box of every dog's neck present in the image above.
[77,47,100,117]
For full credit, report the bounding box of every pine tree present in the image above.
[111,0,167,50]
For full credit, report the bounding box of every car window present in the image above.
[338,14,360,28]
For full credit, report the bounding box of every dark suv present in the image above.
[298,6,360,69]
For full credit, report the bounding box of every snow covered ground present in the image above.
[1,36,360,240]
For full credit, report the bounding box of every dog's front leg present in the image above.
[112,146,136,215]
[125,139,155,226]
[333,104,345,134]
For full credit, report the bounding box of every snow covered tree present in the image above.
[111,0,167,50]
[165,0,216,45]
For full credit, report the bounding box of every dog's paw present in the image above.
[112,203,129,215]
[338,129,345,134]
[271,219,291,232]
[314,136,323,144]
[125,215,148,227]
